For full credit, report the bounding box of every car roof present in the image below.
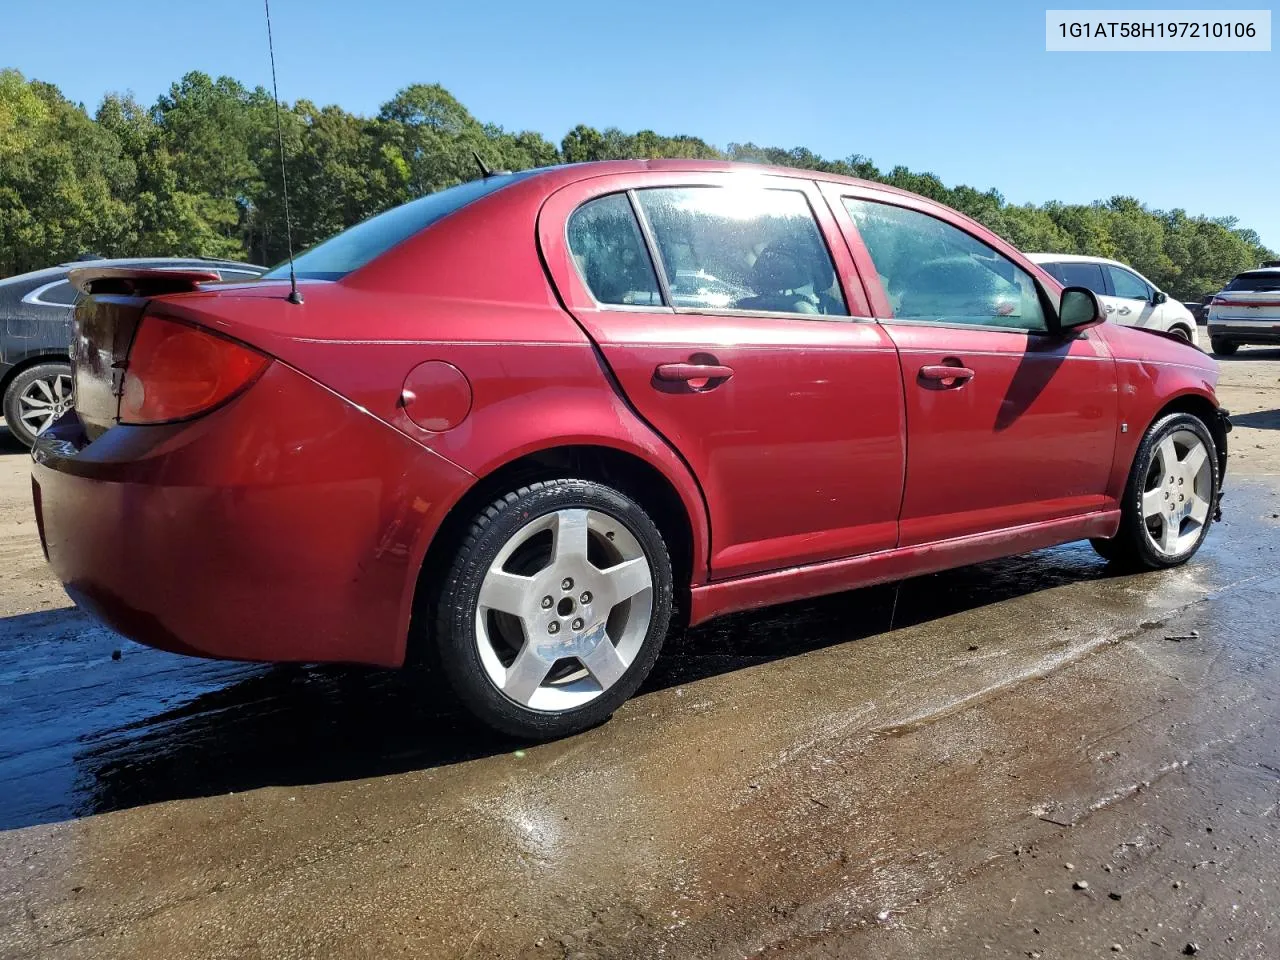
[1234,267,1280,276]
[1025,253,1126,268]
[518,158,916,199]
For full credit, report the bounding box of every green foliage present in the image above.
[0,68,1273,297]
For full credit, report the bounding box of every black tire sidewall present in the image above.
[1210,339,1237,356]
[435,479,674,740]
[2,362,71,448]
[1117,412,1219,569]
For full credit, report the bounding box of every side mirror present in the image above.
[1152,290,1168,304]
[1058,286,1105,334]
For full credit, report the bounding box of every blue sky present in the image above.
[3,0,1276,248]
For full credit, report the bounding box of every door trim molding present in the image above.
[688,509,1121,625]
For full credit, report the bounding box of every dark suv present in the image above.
[1,257,264,447]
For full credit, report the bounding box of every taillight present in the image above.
[120,315,269,424]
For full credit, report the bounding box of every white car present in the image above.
[1205,266,1280,355]
[1027,253,1199,347]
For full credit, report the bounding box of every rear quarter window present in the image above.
[567,194,663,306]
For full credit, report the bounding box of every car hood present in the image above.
[1098,321,1217,374]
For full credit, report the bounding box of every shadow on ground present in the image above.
[1218,347,1280,362]
[0,539,1121,831]
[0,424,24,455]
[1231,409,1280,430]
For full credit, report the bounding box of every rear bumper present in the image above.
[30,362,474,667]
[1208,321,1280,344]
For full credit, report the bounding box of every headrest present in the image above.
[750,245,812,294]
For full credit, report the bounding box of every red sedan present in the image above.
[30,161,1229,739]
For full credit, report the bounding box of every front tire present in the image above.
[1090,412,1219,570]
[1210,338,1237,356]
[434,479,673,740]
[2,362,74,449]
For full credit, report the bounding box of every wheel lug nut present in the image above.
[541,596,553,609]
[580,591,592,604]
[561,577,574,591]
[571,618,584,631]
[547,621,560,634]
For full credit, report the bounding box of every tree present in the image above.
[0,70,1272,295]
[0,70,134,274]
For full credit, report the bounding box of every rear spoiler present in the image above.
[69,267,221,297]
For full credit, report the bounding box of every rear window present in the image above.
[264,173,533,281]
[1224,272,1280,293]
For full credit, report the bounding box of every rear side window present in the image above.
[1225,272,1280,292]
[264,173,533,281]
[1106,265,1151,300]
[845,198,1047,332]
[567,194,662,306]
[38,281,79,305]
[1049,261,1107,295]
[634,187,847,316]
[22,279,79,306]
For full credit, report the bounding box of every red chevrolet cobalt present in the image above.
[30,161,1230,739]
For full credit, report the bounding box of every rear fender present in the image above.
[407,338,713,587]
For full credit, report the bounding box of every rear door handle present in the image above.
[919,364,975,387]
[654,362,734,383]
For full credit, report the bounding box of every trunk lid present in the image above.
[68,267,220,438]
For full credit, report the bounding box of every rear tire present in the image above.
[2,362,73,449]
[1169,325,1192,343]
[1090,412,1219,570]
[434,479,673,740]
[1210,338,1237,356]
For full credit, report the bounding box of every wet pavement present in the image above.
[2,357,1279,959]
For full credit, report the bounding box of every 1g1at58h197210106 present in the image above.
[1046,9,1271,50]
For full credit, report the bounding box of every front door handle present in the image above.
[919,364,975,387]
[654,362,734,384]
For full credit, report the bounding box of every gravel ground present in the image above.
[1,348,1278,960]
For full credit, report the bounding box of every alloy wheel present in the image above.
[474,508,654,712]
[18,373,73,437]
[1141,429,1213,557]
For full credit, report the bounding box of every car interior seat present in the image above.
[735,244,821,314]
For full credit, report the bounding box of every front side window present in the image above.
[566,194,662,306]
[1052,261,1107,295]
[1106,265,1151,300]
[634,186,847,316]
[844,198,1047,332]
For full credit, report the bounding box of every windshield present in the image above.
[1224,272,1280,293]
[264,173,533,281]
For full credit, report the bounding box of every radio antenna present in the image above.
[264,0,302,305]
